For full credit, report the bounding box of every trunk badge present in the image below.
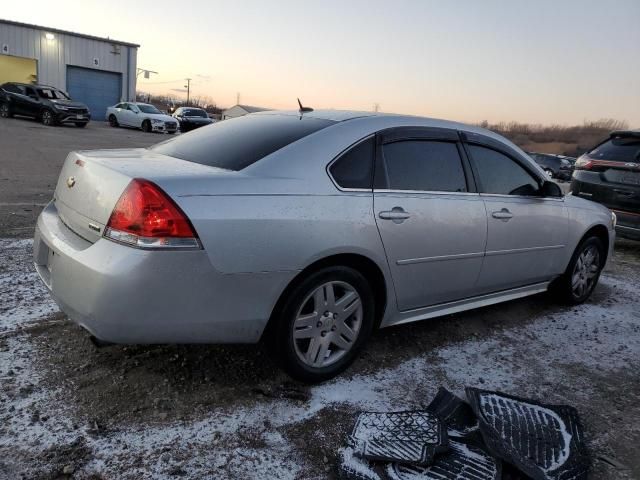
[67,176,76,188]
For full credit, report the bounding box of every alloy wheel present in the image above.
[42,110,53,126]
[0,104,8,117]
[293,281,363,368]
[571,245,600,298]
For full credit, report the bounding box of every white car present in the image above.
[105,102,178,133]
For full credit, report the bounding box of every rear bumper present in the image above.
[33,201,294,344]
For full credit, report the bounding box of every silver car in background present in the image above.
[34,110,615,382]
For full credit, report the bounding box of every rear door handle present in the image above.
[378,208,411,223]
[491,208,513,221]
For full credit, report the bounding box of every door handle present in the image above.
[378,207,411,223]
[491,208,513,221]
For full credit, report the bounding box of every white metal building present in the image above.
[222,104,271,120]
[0,19,138,119]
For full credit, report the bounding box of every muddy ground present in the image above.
[1,237,639,479]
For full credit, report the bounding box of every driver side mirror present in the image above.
[541,180,563,198]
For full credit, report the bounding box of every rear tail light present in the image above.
[574,156,593,170]
[104,179,200,249]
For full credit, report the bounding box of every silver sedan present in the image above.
[34,110,615,382]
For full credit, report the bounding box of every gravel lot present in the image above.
[0,119,639,479]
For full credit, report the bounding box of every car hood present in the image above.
[142,113,175,122]
[51,99,89,109]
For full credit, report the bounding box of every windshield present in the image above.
[38,88,70,100]
[137,104,162,114]
[151,114,335,171]
[183,109,207,118]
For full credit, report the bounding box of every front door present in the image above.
[465,142,568,293]
[374,128,488,311]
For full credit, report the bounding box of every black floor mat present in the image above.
[386,440,502,480]
[466,388,590,480]
[350,411,447,466]
[426,387,479,440]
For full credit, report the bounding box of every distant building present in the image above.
[0,19,138,119]
[222,104,270,120]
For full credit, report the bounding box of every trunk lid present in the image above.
[53,148,234,242]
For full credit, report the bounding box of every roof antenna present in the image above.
[297,98,314,114]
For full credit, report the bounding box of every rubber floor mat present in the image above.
[386,440,501,480]
[466,388,590,480]
[350,411,447,466]
[426,387,479,440]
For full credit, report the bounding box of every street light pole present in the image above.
[185,78,191,105]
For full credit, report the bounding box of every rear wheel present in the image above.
[41,109,56,126]
[270,266,375,383]
[108,114,119,127]
[142,119,152,133]
[0,102,12,118]
[550,236,604,304]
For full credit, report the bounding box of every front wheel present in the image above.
[0,102,12,118]
[41,109,56,126]
[141,119,152,133]
[550,236,605,304]
[270,266,375,383]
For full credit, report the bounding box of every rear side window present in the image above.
[2,83,21,94]
[329,137,374,189]
[469,145,539,196]
[589,138,640,163]
[151,114,335,171]
[381,140,467,192]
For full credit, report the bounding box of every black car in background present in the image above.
[0,82,91,127]
[172,107,214,132]
[528,152,575,180]
[571,130,640,240]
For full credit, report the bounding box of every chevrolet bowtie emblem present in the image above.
[67,176,76,188]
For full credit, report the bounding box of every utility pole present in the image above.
[185,78,192,105]
[373,103,380,112]
[236,92,240,105]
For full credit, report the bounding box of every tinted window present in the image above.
[151,114,335,171]
[183,108,207,117]
[381,141,467,192]
[469,145,539,195]
[589,138,640,163]
[329,137,374,189]
[25,87,36,97]
[2,83,21,94]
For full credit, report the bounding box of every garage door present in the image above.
[0,55,37,84]
[66,66,122,121]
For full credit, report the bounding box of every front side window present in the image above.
[381,140,467,192]
[25,87,36,97]
[469,145,540,196]
[37,88,69,100]
[329,137,374,189]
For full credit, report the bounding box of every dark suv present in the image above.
[528,152,574,181]
[571,130,640,240]
[0,82,91,127]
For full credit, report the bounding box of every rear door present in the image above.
[463,134,568,293]
[22,85,41,116]
[374,127,487,311]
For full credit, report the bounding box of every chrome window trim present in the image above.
[479,193,565,202]
[326,135,375,193]
[374,189,480,196]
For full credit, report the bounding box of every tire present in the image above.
[269,266,375,383]
[550,236,605,305]
[75,122,87,128]
[142,120,152,133]
[41,109,56,126]
[0,102,12,118]
[108,115,119,127]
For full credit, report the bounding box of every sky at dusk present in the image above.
[2,0,639,125]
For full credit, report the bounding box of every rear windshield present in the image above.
[589,137,640,163]
[151,114,335,171]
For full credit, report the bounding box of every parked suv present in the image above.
[571,130,640,240]
[172,107,214,132]
[528,152,574,181]
[0,82,91,127]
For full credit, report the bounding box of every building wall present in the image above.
[222,105,249,120]
[0,22,137,101]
